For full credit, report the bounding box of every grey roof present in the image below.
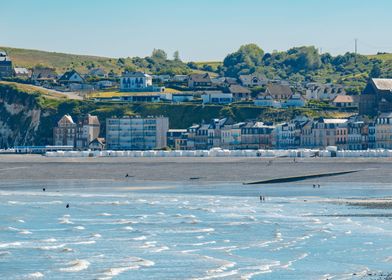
[229,84,251,94]
[372,78,392,91]
[59,69,83,81]
[189,73,211,83]
[266,84,293,98]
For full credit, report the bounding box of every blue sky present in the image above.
[1,0,392,61]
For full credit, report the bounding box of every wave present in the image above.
[41,238,57,243]
[100,257,154,279]
[98,213,112,216]
[17,219,25,223]
[26,272,44,279]
[0,242,22,249]
[73,226,85,230]
[0,251,11,257]
[132,236,147,241]
[91,233,102,238]
[38,244,66,251]
[59,259,90,272]
[59,216,73,224]
[19,230,32,235]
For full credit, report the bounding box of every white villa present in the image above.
[120,71,153,91]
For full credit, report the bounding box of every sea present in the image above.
[1,179,392,279]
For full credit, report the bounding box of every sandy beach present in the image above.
[0,154,392,183]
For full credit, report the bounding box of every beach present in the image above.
[1,154,392,183]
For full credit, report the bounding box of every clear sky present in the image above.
[2,0,392,61]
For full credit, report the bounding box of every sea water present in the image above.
[1,180,392,279]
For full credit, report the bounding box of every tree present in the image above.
[173,50,181,61]
[151,49,167,60]
[369,63,381,78]
[223,43,264,77]
[284,46,321,72]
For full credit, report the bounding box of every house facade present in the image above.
[53,115,77,146]
[188,73,212,88]
[76,114,100,149]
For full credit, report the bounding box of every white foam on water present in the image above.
[59,216,73,224]
[38,244,66,251]
[91,233,102,238]
[151,246,169,253]
[192,270,238,280]
[17,219,25,223]
[191,241,217,246]
[281,253,309,269]
[73,226,85,230]
[98,213,112,216]
[62,248,74,253]
[100,257,155,279]
[123,226,134,231]
[26,272,44,279]
[41,238,57,243]
[239,261,281,279]
[59,259,90,272]
[132,236,147,241]
[19,230,32,235]
[385,256,392,262]
[0,242,22,249]
[72,240,96,245]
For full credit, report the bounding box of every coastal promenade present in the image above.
[0,154,391,183]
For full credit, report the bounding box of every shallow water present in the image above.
[1,180,392,279]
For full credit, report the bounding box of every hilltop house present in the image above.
[0,51,13,78]
[201,91,233,104]
[305,83,346,100]
[264,84,293,100]
[31,67,57,85]
[359,78,392,116]
[332,95,358,108]
[239,73,268,87]
[119,71,163,92]
[229,84,251,101]
[58,70,84,84]
[89,68,107,78]
[188,73,212,88]
[13,67,30,78]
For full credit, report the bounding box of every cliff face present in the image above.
[0,85,51,148]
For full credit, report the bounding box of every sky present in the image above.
[1,0,392,61]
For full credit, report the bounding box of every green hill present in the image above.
[1,46,122,74]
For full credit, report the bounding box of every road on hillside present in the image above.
[31,85,83,100]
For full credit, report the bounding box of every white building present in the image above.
[201,91,233,104]
[106,116,169,150]
[120,71,153,91]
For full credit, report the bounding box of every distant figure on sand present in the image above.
[66,203,69,208]
[125,173,129,178]
[43,188,46,192]
[313,184,316,188]
[318,184,321,188]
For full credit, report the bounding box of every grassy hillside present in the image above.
[366,53,392,61]
[0,81,67,100]
[0,46,218,76]
[1,46,121,74]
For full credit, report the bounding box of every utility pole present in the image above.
[354,38,358,63]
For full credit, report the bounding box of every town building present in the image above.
[106,116,169,150]
[53,115,77,146]
[167,129,187,148]
[300,118,348,149]
[375,113,392,149]
[89,68,107,78]
[359,78,392,116]
[89,137,106,150]
[0,51,13,78]
[240,122,276,149]
[305,83,346,100]
[76,114,100,149]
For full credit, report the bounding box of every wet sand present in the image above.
[0,154,392,183]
